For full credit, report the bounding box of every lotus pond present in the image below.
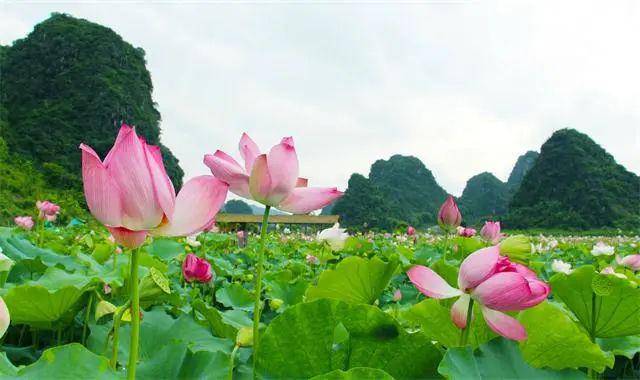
[0,221,638,379]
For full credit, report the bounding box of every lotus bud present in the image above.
[406,226,416,236]
[270,298,284,310]
[0,297,9,338]
[182,254,213,283]
[499,235,532,263]
[480,221,502,244]
[392,289,402,302]
[103,283,112,295]
[236,326,253,347]
[437,196,462,230]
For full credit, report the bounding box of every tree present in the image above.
[223,199,253,215]
[458,172,509,226]
[332,174,394,230]
[1,13,184,190]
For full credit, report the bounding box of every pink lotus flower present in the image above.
[80,125,229,248]
[14,216,34,230]
[616,254,640,271]
[480,221,503,244]
[438,196,462,229]
[182,253,213,283]
[407,226,416,236]
[392,289,403,302]
[36,200,60,222]
[204,133,343,214]
[407,246,549,341]
[306,254,319,265]
[457,226,477,237]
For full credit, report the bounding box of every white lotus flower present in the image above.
[317,223,349,251]
[186,234,201,248]
[551,259,572,275]
[0,251,14,273]
[0,297,9,338]
[591,241,614,256]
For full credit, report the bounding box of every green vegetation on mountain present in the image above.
[506,129,640,229]
[333,155,449,230]
[332,174,394,230]
[223,200,253,215]
[1,13,183,192]
[458,172,509,225]
[507,151,539,191]
[369,155,448,227]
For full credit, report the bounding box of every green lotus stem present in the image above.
[110,299,130,369]
[227,344,240,380]
[57,327,62,345]
[442,232,450,261]
[459,299,475,346]
[82,294,94,345]
[127,247,141,380]
[252,205,270,373]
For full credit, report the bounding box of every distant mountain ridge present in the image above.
[506,129,640,229]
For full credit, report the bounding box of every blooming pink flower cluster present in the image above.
[36,200,60,222]
[14,216,34,230]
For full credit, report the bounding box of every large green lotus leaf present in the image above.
[193,300,251,340]
[438,338,587,379]
[7,343,120,379]
[518,301,614,372]
[216,283,254,311]
[550,265,640,338]
[88,308,232,366]
[256,299,442,379]
[264,270,309,312]
[146,238,184,261]
[136,341,229,380]
[597,335,640,359]
[305,257,398,304]
[0,236,84,272]
[310,367,394,380]
[403,299,495,348]
[0,353,18,377]
[3,267,96,329]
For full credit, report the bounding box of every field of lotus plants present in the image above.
[1,126,639,379]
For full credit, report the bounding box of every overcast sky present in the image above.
[2,1,639,197]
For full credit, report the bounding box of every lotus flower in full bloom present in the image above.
[182,253,213,283]
[318,223,349,251]
[457,226,477,237]
[407,246,550,341]
[591,241,615,256]
[204,133,343,214]
[36,201,60,222]
[80,124,228,248]
[438,196,462,230]
[616,254,640,271]
[480,221,503,244]
[14,216,34,230]
[551,259,572,275]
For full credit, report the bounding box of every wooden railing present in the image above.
[216,213,339,224]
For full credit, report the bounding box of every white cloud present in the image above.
[2,1,638,196]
